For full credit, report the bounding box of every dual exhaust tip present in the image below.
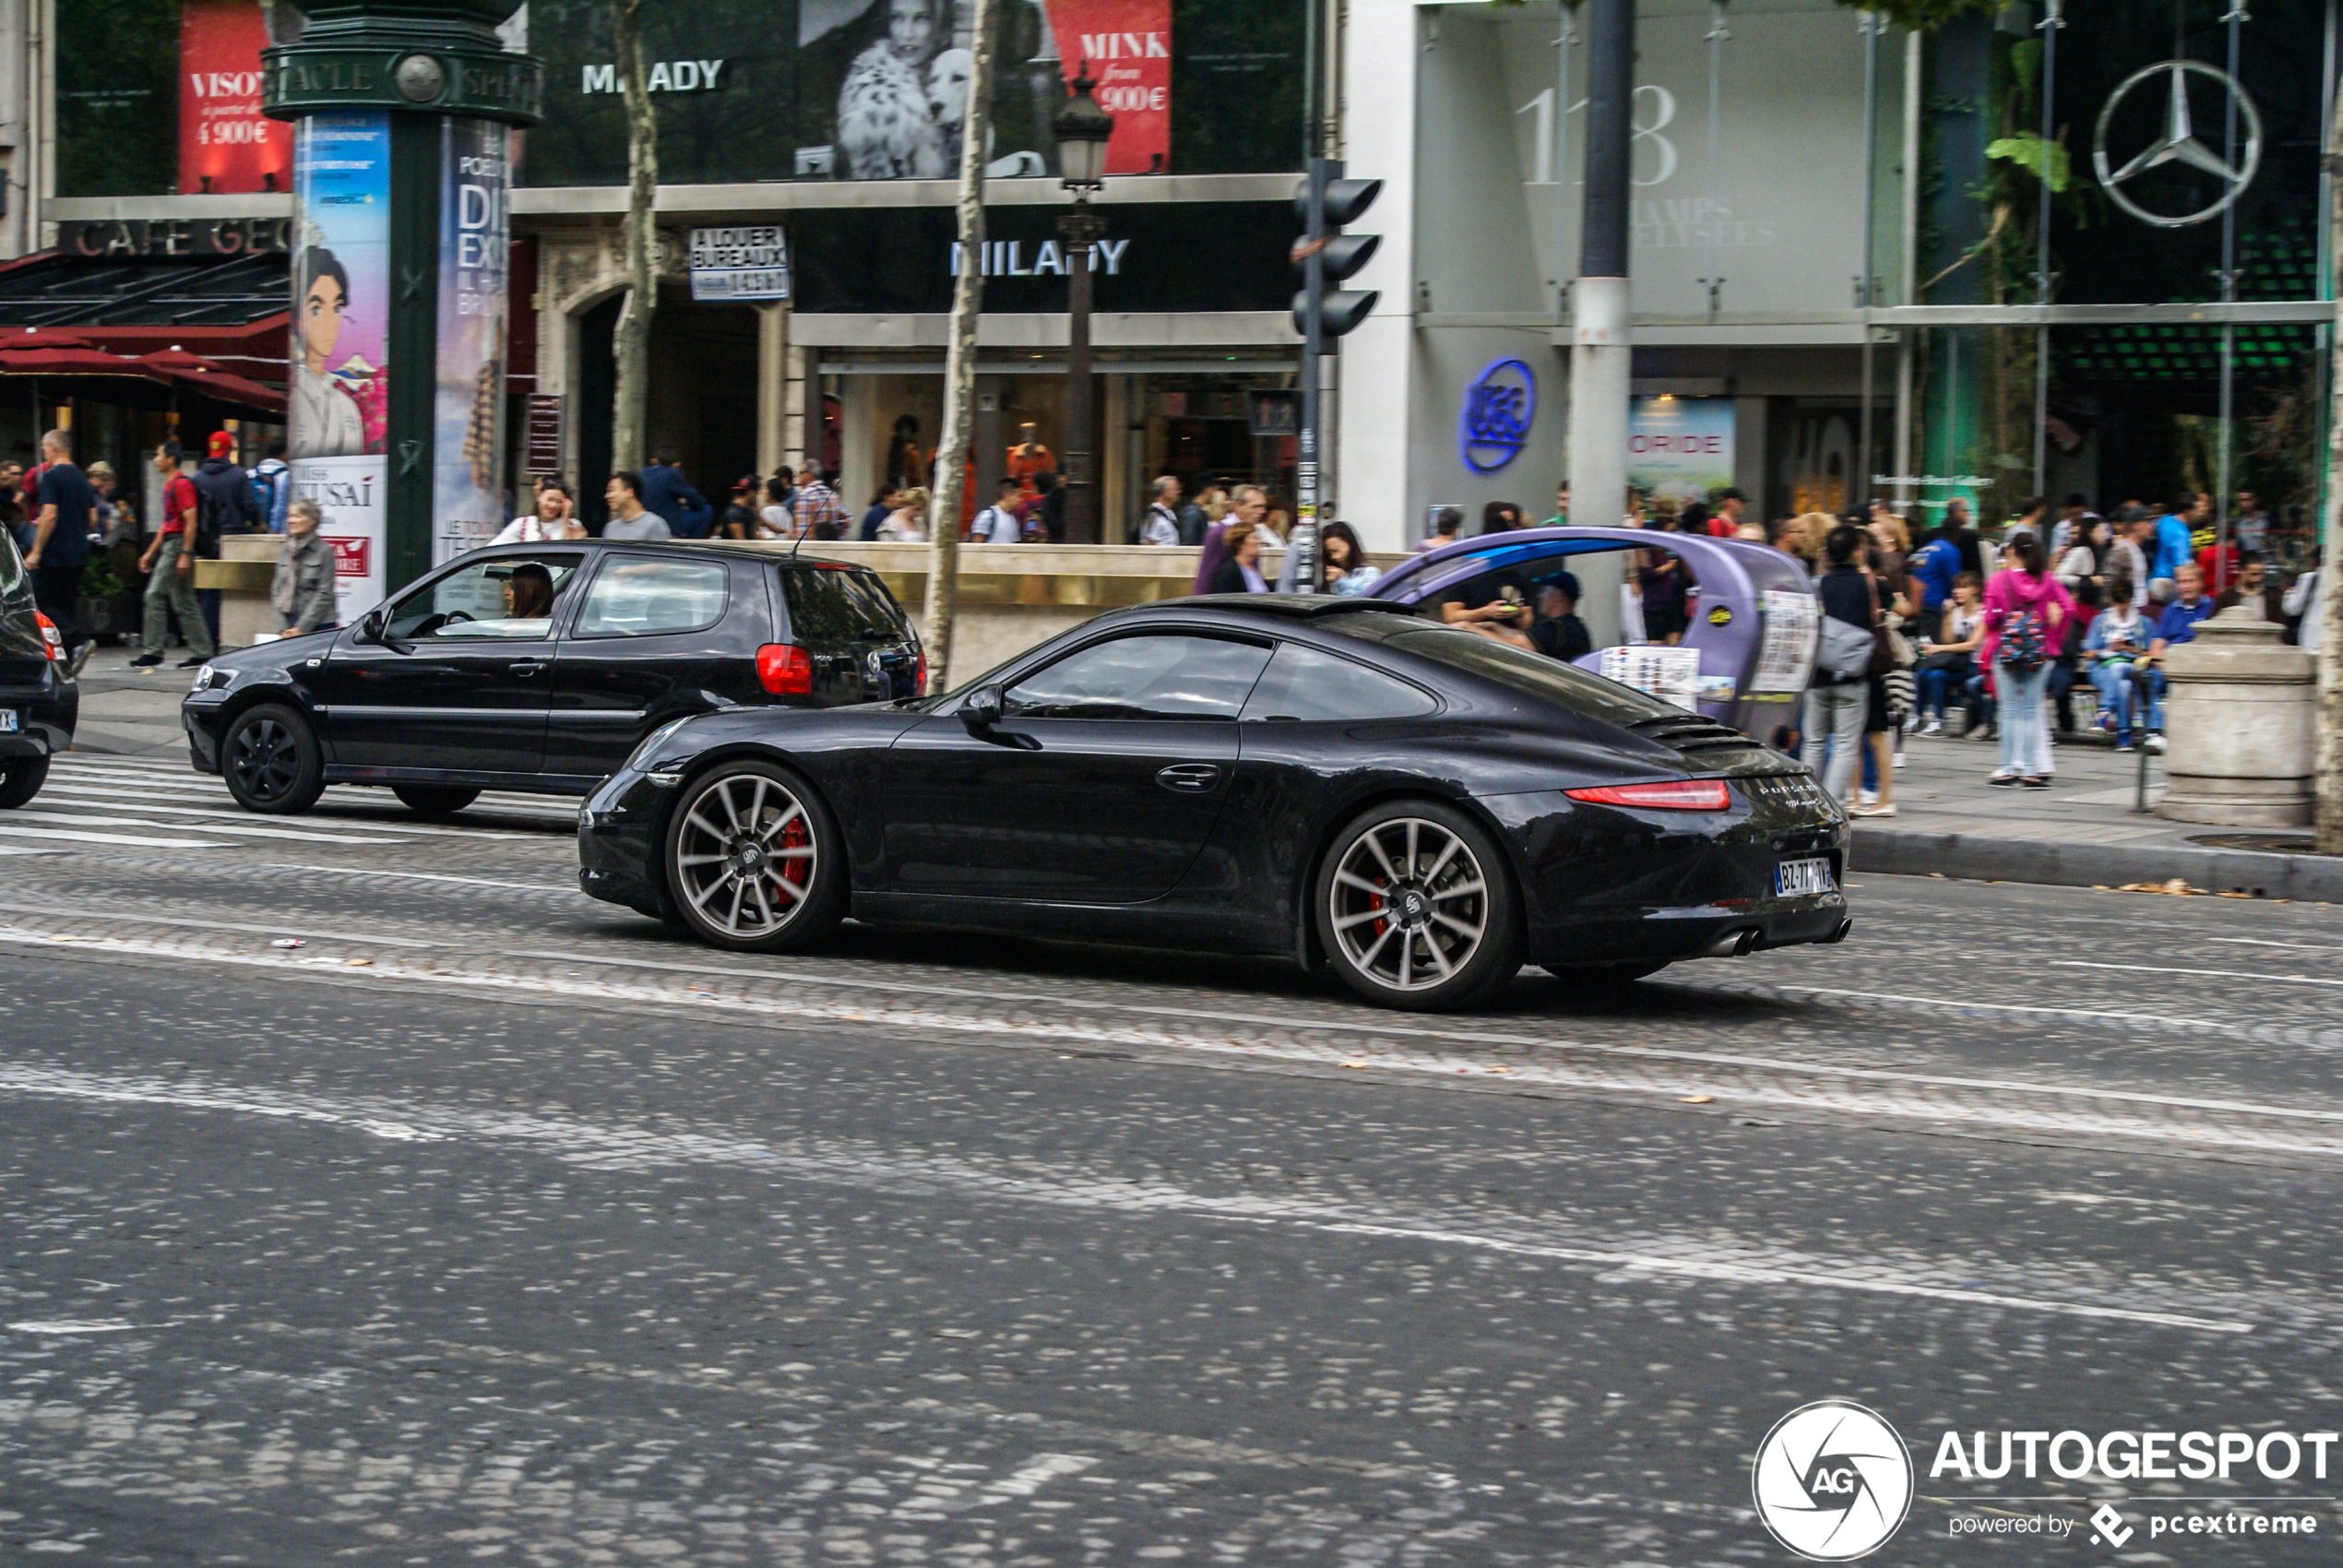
[1699,917,1852,959]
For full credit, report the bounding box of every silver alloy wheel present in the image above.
[672,771,821,940]
[229,714,302,804]
[1326,816,1489,993]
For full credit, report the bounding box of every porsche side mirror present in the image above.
[960,685,1004,733]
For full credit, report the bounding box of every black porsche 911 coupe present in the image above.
[578,595,1849,1010]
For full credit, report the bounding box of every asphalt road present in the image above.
[3,752,2341,1565]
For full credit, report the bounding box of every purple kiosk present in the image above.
[1367,528,1819,748]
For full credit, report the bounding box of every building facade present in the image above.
[25,0,2342,557]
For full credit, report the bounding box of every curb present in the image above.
[1851,828,2343,901]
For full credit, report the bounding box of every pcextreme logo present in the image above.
[1752,1401,1915,1561]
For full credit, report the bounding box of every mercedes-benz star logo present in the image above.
[2092,59,2262,229]
[1751,1401,1913,1561]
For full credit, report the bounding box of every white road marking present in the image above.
[7,926,2343,1157]
[1755,981,2215,1028]
[0,1060,2254,1336]
[6,1320,145,1335]
[260,863,578,893]
[0,824,232,849]
[39,792,558,842]
[2207,936,2343,954]
[2053,960,2343,990]
[6,808,425,847]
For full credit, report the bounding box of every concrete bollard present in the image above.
[2157,606,2315,827]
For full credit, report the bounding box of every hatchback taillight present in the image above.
[32,612,65,662]
[913,652,928,696]
[1565,779,1733,812]
[757,643,813,695]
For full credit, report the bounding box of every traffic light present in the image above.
[1291,165,1381,339]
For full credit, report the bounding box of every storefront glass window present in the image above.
[56,0,181,197]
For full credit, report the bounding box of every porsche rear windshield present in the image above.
[1380,626,1679,727]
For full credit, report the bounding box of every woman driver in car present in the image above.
[504,562,555,621]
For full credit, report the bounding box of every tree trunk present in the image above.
[610,0,658,476]
[2318,89,2343,851]
[923,0,999,695]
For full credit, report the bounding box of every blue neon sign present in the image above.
[1459,358,1536,473]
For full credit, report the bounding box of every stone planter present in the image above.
[2157,606,2315,827]
[76,592,139,638]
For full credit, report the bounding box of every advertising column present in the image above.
[288,112,391,624]
[433,119,513,564]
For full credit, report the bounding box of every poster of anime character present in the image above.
[289,111,391,620]
[289,112,389,459]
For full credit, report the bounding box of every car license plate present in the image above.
[1775,856,1833,897]
[0,709,17,733]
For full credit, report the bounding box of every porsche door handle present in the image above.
[1156,763,1220,794]
[508,660,547,677]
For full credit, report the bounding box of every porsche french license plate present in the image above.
[1775,857,1834,898]
[0,709,17,733]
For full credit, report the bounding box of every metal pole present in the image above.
[2032,0,2062,502]
[2217,0,2245,570]
[1568,0,1635,641]
[1293,0,1326,584]
[1557,3,1576,325]
[1858,11,1879,507]
[1704,1,1728,319]
[1060,207,1102,543]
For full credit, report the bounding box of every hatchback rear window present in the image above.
[780,567,911,645]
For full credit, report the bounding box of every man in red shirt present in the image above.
[131,440,215,667]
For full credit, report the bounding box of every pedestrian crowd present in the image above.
[1773,490,2325,814]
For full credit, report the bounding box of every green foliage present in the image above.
[79,556,125,600]
[1985,133,2071,193]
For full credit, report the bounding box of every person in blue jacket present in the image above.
[2150,502,2194,599]
[637,446,711,539]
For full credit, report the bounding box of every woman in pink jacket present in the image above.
[1979,531,2077,788]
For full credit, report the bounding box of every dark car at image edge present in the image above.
[578,595,1850,1011]
[181,540,922,816]
[0,527,77,809]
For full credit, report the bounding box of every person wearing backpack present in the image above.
[250,439,291,533]
[191,431,260,647]
[1978,531,2076,789]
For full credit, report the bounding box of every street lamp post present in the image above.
[1053,69,1112,544]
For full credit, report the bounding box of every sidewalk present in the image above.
[65,645,207,759]
[1850,720,2343,901]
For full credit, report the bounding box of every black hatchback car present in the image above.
[183,540,922,815]
[579,596,1849,1010]
[0,526,76,810]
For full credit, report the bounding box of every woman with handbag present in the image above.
[1802,523,1880,808]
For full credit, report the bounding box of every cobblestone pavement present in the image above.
[3,754,2340,1564]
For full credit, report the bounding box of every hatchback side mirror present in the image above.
[960,685,1004,733]
[356,609,384,645]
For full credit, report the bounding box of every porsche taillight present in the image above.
[1564,779,1734,812]
[757,643,814,695]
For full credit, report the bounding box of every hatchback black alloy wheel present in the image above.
[222,704,325,814]
[665,762,845,953]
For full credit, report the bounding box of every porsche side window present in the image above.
[384,555,583,642]
[1005,635,1271,721]
[1240,643,1437,722]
